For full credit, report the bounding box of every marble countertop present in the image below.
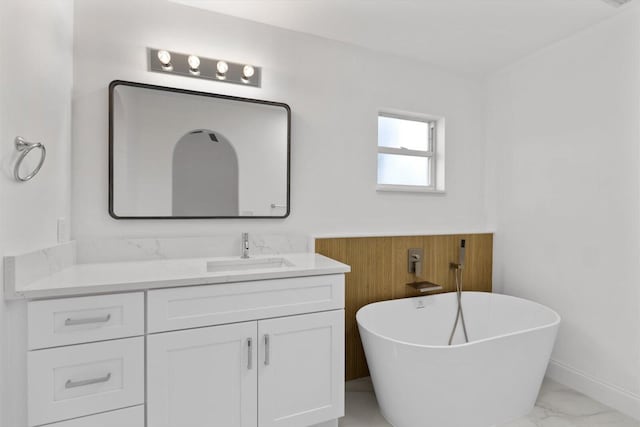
[7,252,350,299]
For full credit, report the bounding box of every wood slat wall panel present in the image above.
[315,237,393,380]
[316,233,493,380]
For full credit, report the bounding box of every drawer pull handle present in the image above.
[264,334,270,366]
[247,338,253,370]
[65,372,112,389]
[65,314,111,326]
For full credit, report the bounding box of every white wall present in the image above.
[486,6,640,416]
[72,0,489,240]
[0,0,73,424]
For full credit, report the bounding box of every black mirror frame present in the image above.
[108,80,291,220]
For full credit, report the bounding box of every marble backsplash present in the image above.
[3,241,76,295]
[75,234,311,263]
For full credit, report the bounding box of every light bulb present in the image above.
[157,50,172,69]
[216,60,229,78]
[187,55,200,74]
[242,65,255,80]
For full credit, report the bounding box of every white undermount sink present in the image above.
[206,257,295,273]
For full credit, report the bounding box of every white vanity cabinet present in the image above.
[24,271,346,427]
[147,311,344,427]
[147,274,345,427]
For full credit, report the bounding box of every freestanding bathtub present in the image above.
[357,292,560,427]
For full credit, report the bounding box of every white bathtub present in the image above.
[357,292,560,427]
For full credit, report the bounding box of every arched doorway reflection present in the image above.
[172,129,239,216]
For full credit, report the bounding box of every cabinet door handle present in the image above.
[65,372,111,389]
[264,334,270,366]
[65,313,111,326]
[247,338,253,370]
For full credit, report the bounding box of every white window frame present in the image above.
[376,110,445,193]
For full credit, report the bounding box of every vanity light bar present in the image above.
[148,48,261,88]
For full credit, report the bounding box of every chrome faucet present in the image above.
[241,232,250,259]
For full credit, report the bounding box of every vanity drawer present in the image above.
[28,337,144,427]
[46,405,144,427]
[148,274,345,332]
[28,292,144,349]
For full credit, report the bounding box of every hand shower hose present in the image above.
[448,267,469,345]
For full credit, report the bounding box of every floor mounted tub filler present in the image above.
[357,292,560,427]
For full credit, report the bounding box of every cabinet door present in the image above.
[258,310,344,427]
[147,322,257,427]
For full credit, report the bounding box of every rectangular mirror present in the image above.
[109,81,290,219]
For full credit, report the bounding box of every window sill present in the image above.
[376,184,446,194]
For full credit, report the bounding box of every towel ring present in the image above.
[14,136,46,182]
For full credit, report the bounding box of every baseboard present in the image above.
[546,359,640,420]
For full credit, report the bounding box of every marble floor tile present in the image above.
[340,377,640,427]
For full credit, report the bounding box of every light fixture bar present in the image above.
[148,48,261,88]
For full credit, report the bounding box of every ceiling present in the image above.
[171,0,632,76]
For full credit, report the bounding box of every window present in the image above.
[377,112,444,192]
